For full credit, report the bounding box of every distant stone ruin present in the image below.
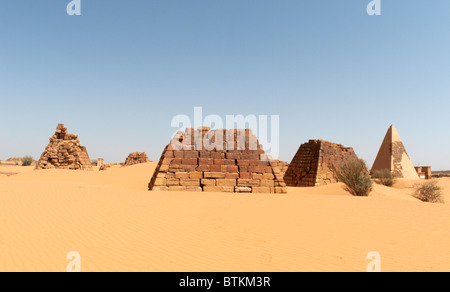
[35,124,92,170]
[124,152,150,166]
[97,158,105,168]
[284,139,359,187]
[415,166,432,180]
[149,127,287,193]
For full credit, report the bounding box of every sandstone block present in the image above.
[216,179,237,187]
[204,172,226,179]
[189,171,203,179]
[201,179,216,186]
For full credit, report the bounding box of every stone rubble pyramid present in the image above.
[36,124,92,170]
[284,139,359,187]
[149,127,287,193]
[124,152,150,166]
[371,125,419,180]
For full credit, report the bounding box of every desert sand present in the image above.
[0,162,449,272]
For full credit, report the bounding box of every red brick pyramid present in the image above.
[284,139,358,187]
[149,127,287,193]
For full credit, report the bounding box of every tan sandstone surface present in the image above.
[0,162,449,272]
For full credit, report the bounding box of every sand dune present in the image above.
[0,163,449,272]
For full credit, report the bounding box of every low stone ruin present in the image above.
[124,152,150,166]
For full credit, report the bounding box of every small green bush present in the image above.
[413,180,444,203]
[333,159,373,197]
[372,169,398,187]
[21,156,34,166]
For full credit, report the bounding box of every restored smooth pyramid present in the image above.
[371,125,419,180]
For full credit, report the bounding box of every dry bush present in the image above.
[21,156,34,166]
[372,169,398,187]
[333,159,373,197]
[413,180,444,203]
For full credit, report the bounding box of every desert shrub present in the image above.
[21,156,34,166]
[413,180,444,203]
[333,159,373,197]
[372,169,398,187]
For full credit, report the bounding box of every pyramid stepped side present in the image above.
[284,140,358,187]
[149,128,287,194]
[284,140,321,187]
[36,124,92,170]
[124,152,150,166]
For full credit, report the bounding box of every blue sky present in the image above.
[0,1,449,169]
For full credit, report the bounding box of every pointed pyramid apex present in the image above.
[388,125,402,143]
[388,124,395,133]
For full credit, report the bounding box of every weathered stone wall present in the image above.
[272,160,289,177]
[149,128,287,194]
[124,152,150,166]
[284,140,358,187]
[36,124,92,170]
[392,141,408,178]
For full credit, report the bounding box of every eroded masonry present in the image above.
[36,124,92,170]
[124,152,150,166]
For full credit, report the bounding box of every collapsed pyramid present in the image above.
[36,124,92,170]
[124,152,150,166]
[284,139,359,187]
[371,125,419,180]
[149,127,287,193]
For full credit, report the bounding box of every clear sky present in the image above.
[0,1,449,169]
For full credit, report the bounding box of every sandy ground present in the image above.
[0,162,449,272]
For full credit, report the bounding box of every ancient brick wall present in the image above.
[284,140,358,187]
[36,124,92,170]
[272,160,289,177]
[149,128,287,194]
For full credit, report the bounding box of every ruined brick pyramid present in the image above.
[149,127,287,193]
[371,125,419,180]
[36,124,92,170]
[124,152,150,166]
[284,139,359,187]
